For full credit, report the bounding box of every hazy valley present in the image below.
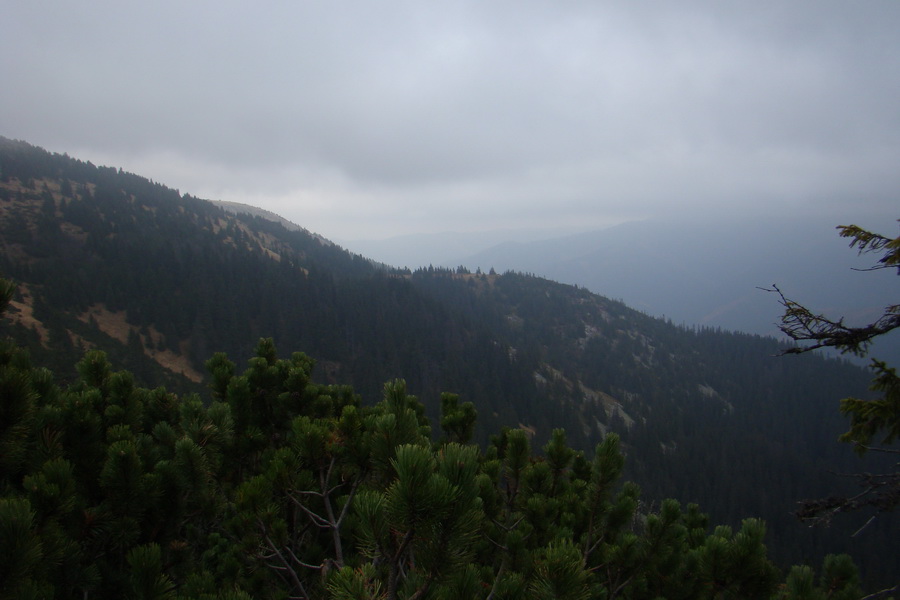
[1,136,897,595]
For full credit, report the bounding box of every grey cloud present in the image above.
[3,1,899,239]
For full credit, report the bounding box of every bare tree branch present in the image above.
[795,469,900,525]
[761,285,900,357]
[858,583,900,600]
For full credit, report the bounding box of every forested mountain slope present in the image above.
[0,136,895,585]
[453,217,900,365]
[0,137,508,407]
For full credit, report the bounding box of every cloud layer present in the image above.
[4,1,899,239]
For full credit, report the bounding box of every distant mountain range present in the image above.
[1,135,896,584]
[347,215,899,364]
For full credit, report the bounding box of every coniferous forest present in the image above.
[0,327,868,599]
[0,136,897,597]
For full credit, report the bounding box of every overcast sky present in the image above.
[3,1,899,241]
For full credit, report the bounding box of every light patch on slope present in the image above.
[79,304,203,382]
[5,283,49,343]
[697,383,734,414]
[583,381,636,431]
[698,384,718,398]
[535,363,636,431]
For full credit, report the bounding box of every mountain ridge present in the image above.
[1,135,896,583]
[452,215,900,361]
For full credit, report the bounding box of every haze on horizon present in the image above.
[3,2,899,243]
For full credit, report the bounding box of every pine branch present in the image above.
[858,583,900,600]
[852,443,900,455]
[259,523,311,599]
[795,469,900,524]
[851,515,875,537]
[761,286,900,356]
[288,493,332,529]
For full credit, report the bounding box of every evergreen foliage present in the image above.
[0,283,877,598]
